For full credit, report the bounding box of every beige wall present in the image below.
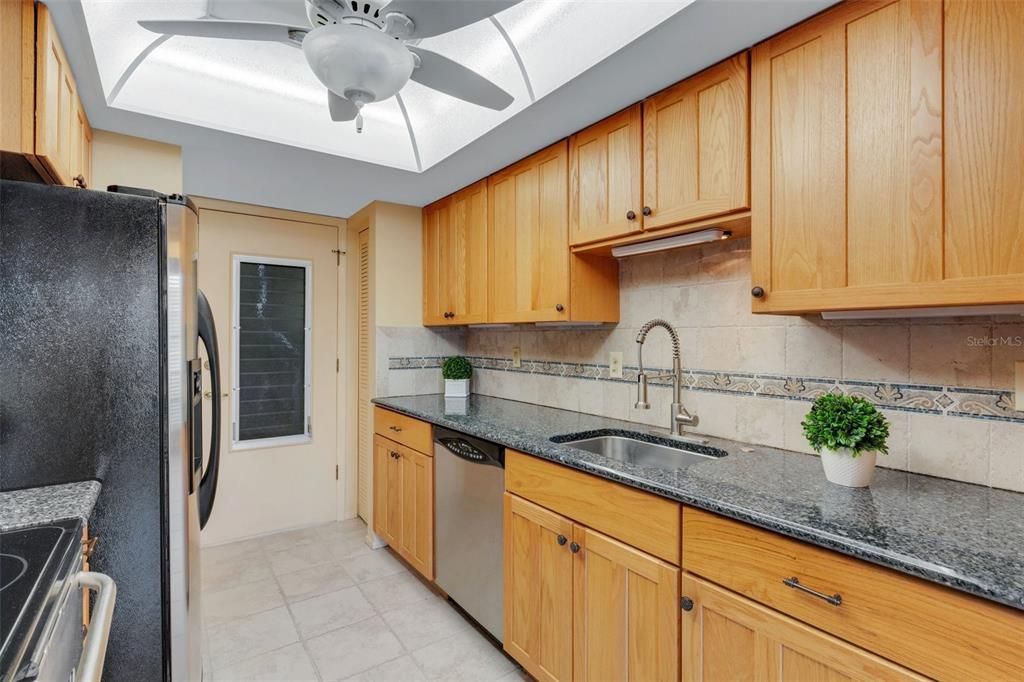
[91,130,182,194]
[370,202,423,327]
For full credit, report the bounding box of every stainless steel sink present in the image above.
[552,431,727,469]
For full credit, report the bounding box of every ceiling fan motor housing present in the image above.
[302,23,415,103]
[306,0,392,28]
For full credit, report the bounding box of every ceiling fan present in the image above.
[139,0,522,132]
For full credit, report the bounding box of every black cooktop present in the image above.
[0,520,81,676]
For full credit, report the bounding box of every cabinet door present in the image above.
[642,53,749,231]
[488,141,570,323]
[572,526,679,682]
[448,180,488,324]
[398,447,433,580]
[748,0,1024,313]
[71,98,92,188]
[372,435,401,547]
[34,3,76,185]
[943,0,1024,284]
[422,197,451,325]
[569,104,643,246]
[681,575,924,682]
[504,493,574,682]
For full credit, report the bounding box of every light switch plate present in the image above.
[1016,361,1024,411]
[512,347,521,368]
[609,352,623,379]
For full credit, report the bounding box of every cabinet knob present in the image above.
[642,206,652,216]
[626,210,636,221]
[570,542,580,553]
[74,174,87,189]
[555,304,565,313]
[751,286,765,298]
[681,596,694,612]
[557,534,567,546]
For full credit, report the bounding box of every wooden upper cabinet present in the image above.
[642,53,749,231]
[569,104,643,246]
[573,526,679,682]
[422,197,450,326]
[681,575,924,682]
[488,141,572,322]
[504,493,574,682]
[751,0,1024,314]
[1,1,92,188]
[35,2,78,186]
[447,180,488,324]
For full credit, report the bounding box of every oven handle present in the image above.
[75,571,117,682]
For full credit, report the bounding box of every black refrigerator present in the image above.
[0,180,222,681]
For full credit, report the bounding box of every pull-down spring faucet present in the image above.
[635,319,699,436]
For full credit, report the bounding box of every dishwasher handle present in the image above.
[75,571,117,682]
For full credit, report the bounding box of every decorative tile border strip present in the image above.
[387,355,1024,424]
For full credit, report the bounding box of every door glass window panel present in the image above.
[232,256,312,448]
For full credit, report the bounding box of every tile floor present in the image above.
[201,518,526,682]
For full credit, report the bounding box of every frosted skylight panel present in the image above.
[80,0,693,171]
[404,18,531,169]
[497,0,695,99]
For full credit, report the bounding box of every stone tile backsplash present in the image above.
[385,237,1024,492]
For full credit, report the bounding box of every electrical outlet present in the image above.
[1016,361,1024,411]
[512,347,522,368]
[609,352,623,379]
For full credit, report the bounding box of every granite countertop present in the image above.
[373,394,1024,611]
[0,480,102,532]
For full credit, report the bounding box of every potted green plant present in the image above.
[801,394,889,487]
[442,356,472,398]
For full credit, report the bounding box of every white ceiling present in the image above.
[49,0,837,217]
[81,0,695,172]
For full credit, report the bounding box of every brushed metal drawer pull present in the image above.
[783,576,842,606]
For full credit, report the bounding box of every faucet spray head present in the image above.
[635,373,650,409]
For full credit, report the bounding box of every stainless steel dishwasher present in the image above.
[433,427,505,642]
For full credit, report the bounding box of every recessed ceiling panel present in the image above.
[81,0,694,171]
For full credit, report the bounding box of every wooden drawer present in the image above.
[505,450,680,565]
[373,407,432,455]
[682,507,1024,681]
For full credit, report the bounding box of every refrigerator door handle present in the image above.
[197,289,221,529]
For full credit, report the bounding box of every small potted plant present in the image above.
[442,356,472,398]
[801,394,889,487]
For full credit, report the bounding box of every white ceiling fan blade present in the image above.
[383,0,523,38]
[407,46,513,110]
[137,19,305,45]
[328,91,359,122]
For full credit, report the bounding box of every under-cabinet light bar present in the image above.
[610,228,731,258]
[821,305,1024,320]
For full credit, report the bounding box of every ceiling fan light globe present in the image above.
[302,23,413,103]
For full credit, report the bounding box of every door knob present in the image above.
[642,206,652,216]
[751,286,765,298]
[555,303,565,313]
[681,597,694,612]
[557,534,567,546]
[570,542,580,553]
[626,210,636,221]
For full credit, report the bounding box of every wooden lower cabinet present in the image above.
[681,575,924,682]
[372,435,433,579]
[573,526,679,682]
[503,493,679,682]
[504,493,574,682]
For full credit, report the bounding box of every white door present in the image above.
[198,203,340,545]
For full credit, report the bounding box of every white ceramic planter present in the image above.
[444,378,470,398]
[820,447,877,488]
